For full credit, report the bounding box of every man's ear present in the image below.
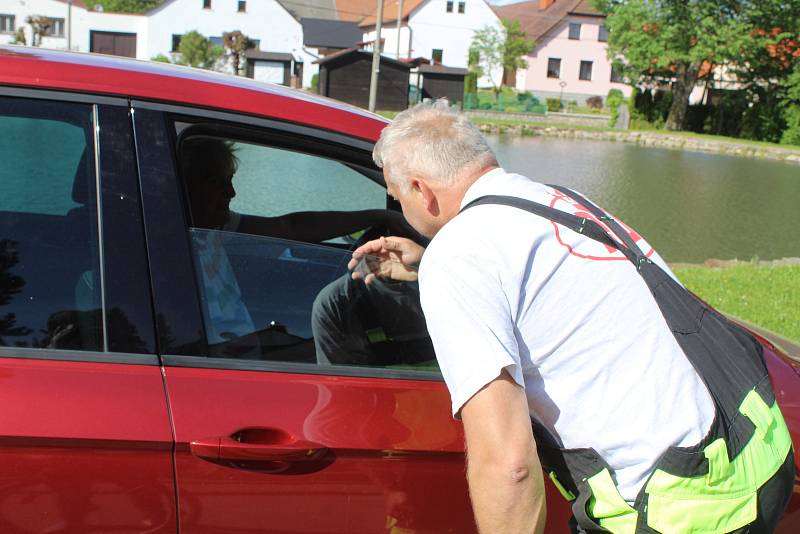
[411,177,440,216]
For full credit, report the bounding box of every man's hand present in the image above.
[461,370,546,534]
[347,236,426,284]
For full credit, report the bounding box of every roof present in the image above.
[359,0,426,28]
[55,0,88,8]
[569,0,602,17]
[277,0,339,21]
[0,45,386,141]
[315,47,411,68]
[335,0,381,22]
[493,0,603,43]
[244,50,295,62]
[417,64,468,75]
[301,18,363,48]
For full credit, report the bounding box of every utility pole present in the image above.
[67,0,72,50]
[395,0,403,59]
[368,0,385,112]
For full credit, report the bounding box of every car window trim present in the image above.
[131,99,377,154]
[162,354,443,381]
[92,104,109,351]
[0,86,129,107]
[0,346,159,365]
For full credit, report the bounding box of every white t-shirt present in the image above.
[418,168,715,502]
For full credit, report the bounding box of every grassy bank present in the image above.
[672,264,800,343]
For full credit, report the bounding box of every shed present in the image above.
[316,48,411,111]
[414,63,469,107]
[245,50,301,87]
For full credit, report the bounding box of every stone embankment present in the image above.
[475,123,800,165]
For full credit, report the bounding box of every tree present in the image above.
[176,30,224,70]
[84,0,161,13]
[470,21,534,102]
[223,30,255,76]
[25,16,51,47]
[594,0,800,131]
[502,18,534,84]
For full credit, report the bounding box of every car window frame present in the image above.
[0,87,158,365]
[132,99,442,382]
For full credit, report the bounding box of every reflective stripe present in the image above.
[586,468,638,534]
[704,438,732,485]
[644,394,792,534]
[549,471,576,501]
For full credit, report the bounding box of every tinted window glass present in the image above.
[0,97,102,351]
[178,133,436,372]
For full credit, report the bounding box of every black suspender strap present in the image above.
[548,185,646,258]
[460,193,640,265]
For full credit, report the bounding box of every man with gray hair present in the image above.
[351,101,793,533]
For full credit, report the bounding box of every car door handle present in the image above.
[190,428,329,463]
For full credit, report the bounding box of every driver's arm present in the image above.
[237,209,409,243]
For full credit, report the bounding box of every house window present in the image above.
[238,0,246,12]
[203,0,211,8]
[44,17,65,38]
[568,23,581,40]
[547,57,561,78]
[579,60,593,81]
[432,48,443,64]
[610,64,623,83]
[0,14,14,33]
[446,1,453,12]
[458,1,465,13]
[172,34,182,52]
[598,25,608,42]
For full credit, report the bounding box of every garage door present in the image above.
[90,31,137,58]
[253,61,286,85]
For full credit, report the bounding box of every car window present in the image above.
[0,97,103,351]
[176,132,437,372]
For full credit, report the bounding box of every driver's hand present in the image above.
[348,236,425,284]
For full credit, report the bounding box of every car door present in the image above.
[0,91,175,532]
[132,102,571,533]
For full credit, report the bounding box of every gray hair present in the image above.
[373,100,497,191]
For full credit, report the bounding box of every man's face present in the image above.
[187,162,236,229]
[386,170,440,239]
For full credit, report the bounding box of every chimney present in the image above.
[539,0,555,9]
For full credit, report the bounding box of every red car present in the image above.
[0,45,797,533]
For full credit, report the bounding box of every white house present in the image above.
[495,0,631,104]
[355,0,503,84]
[1,0,315,87]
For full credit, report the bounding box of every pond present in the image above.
[487,135,800,263]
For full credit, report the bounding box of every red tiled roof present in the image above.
[494,0,603,43]
[358,0,426,27]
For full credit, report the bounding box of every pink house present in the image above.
[495,0,631,105]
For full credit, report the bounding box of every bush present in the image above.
[781,105,800,145]
[586,95,603,109]
[606,88,625,127]
[151,53,172,63]
[310,73,319,93]
[479,101,493,110]
[546,98,562,112]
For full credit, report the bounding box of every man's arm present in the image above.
[238,210,416,244]
[461,370,546,534]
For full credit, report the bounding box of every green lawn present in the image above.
[672,264,800,343]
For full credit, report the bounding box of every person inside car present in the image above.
[179,136,422,358]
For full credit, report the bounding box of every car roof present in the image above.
[0,45,388,142]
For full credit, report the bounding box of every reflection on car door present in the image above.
[0,95,175,532]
